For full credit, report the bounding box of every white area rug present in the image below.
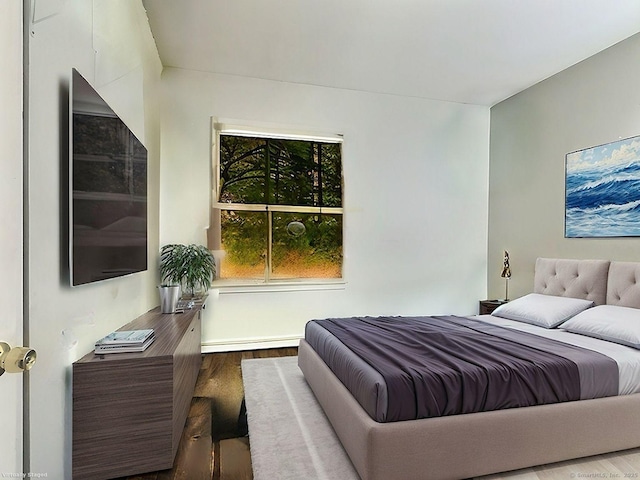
[242,356,360,480]
[242,355,640,480]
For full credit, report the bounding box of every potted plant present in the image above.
[160,244,216,298]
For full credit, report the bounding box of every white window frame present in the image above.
[211,122,345,289]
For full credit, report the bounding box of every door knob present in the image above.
[0,342,37,376]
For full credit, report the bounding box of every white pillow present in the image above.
[492,293,594,328]
[561,305,640,349]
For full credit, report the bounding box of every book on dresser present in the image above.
[94,329,155,353]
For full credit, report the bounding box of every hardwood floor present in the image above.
[119,347,297,480]
[118,345,640,480]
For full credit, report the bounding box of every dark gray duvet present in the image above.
[306,316,618,423]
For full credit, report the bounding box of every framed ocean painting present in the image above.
[565,134,640,237]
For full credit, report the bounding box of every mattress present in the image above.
[478,314,640,395]
[305,315,640,423]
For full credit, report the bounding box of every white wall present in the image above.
[160,69,491,348]
[26,1,161,477]
[488,33,640,300]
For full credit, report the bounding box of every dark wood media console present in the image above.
[72,303,204,480]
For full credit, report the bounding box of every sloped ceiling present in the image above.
[143,0,640,106]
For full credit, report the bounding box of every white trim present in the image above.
[212,203,343,214]
[216,123,343,144]
[201,335,301,353]
[212,280,346,294]
[212,121,221,205]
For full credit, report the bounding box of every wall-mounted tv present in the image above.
[70,69,148,286]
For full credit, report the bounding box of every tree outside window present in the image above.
[209,129,343,283]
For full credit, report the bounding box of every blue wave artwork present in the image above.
[565,135,640,237]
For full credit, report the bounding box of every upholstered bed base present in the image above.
[299,339,640,479]
[298,258,640,479]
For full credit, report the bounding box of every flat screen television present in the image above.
[70,68,148,286]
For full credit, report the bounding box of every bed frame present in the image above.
[298,258,640,480]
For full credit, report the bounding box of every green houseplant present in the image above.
[160,244,216,297]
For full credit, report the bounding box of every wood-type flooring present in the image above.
[119,347,297,480]
[116,344,640,480]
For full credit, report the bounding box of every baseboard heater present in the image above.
[201,335,302,353]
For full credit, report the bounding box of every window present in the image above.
[209,126,343,284]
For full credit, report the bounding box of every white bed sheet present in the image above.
[477,314,640,395]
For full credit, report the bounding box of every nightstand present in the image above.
[479,299,508,315]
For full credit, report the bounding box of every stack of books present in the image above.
[94,328,155,354]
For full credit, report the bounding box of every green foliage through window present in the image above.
[211,131,343,282]
[219,136,342,207]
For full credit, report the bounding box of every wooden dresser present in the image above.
[72,304,204,480]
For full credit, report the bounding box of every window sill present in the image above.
[212,279,346,294]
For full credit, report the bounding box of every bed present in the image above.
[298,258,640,479]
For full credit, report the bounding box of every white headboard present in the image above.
[533,258,610,306]
[606,261,640,309]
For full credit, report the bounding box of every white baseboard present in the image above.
[201,335,302,353]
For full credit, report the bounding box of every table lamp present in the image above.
[501,250,511,301]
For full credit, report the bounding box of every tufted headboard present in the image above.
[533,258,610,306]
[606,261,640,309]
